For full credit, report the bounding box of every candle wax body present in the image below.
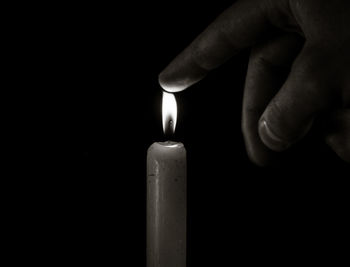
[147,141,187,267]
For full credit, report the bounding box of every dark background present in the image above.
[19,1,349,265]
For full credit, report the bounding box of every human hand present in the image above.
[159,0,350,165]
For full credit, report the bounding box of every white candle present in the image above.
[147,92,187,267]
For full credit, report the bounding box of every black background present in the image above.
[19,1,350,265]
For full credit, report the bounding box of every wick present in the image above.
[164,119,174,139]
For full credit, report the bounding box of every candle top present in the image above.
[147,141,186,167]
[157,141,184,148]
[148,142,186,158]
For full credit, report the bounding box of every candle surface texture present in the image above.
[147,141,187,267]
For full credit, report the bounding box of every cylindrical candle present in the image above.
[147,141,187,267]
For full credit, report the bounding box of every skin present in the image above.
[159,0,350,166]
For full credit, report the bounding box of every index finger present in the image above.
[159,0,293,92]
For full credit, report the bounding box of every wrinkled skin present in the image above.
[159,0,350,166]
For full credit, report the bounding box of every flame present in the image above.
[162,91,177,135]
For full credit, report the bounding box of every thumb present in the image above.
[258,45,336,151]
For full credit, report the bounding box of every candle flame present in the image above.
[162,91,177,135]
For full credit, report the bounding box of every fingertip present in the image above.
[242,121,277,167]
[258,118,291,152]
[158,72,186,92]
[158,50,208,92]
[245,146,276,167]
[258,97,314,152]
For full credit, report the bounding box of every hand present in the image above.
[159,0,350,165]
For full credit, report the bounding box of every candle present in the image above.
[147,92,187,267]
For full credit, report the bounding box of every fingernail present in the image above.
[259,119,291,152]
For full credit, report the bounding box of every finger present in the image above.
[159,0,296,92]
[242,33,304,166]
[325,109,350,163]
[258,45,337,152]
